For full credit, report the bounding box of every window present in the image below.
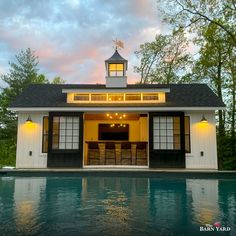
[185,116,191,153]
[125,94,141,101]
[42,116,49,153]
[52,116,80,150]
[108,94,124,101]
[109,63,124,76]
[153,116,181,150]
[143,93,159,100]
[72,92,162,103]
[91,94,106,101]
[74,94,89,101]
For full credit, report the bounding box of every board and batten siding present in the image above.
[185,111,218,169]
[16,113,48,168]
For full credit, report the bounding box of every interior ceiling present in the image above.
[85,113,140,120]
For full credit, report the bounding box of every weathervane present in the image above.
[112,39,124,50]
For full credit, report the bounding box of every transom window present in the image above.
[91,94,106,101]
[109,63,124,76]
[125,94,141,101]
[143,93,159,100]
[73,93,160,102]
[108,94,124,101]
[74,94,89,101]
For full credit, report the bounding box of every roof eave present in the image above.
[9,106,227,112]
[61,88,171,93]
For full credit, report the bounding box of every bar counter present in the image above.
[85,141,148,165]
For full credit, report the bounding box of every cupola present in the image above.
[105,49,128,87]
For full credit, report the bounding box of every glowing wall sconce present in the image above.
[26,115,33,123]
[200,115,207,123]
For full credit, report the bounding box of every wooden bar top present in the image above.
[85,141,148,143]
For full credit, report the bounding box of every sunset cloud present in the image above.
[0,0,166,85]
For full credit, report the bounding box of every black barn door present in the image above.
[47,112,83,168]
[149,112,185,168]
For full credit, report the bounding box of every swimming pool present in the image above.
[0,173,235,235]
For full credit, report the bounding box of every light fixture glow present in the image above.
[106,113,109,117]
[200,115,208,123]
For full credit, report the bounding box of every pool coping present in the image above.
[1,168,236,178]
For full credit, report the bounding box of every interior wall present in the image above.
[83,115,148,165]
[84,116,148,142]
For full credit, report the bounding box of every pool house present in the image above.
[10,49,225,169]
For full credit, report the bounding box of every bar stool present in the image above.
[105,142,116,165]
[88,142,100,165]
[135,142,147,165]
[120,142,132,165]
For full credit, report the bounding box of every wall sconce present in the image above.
[26,115,33,123]
[200,115,207,123]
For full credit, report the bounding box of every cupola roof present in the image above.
[105,49,127,63]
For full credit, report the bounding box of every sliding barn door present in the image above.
[47,112,83,168]
[149,112,185,168]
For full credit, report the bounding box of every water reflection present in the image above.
[0,175,235,235]
[14,178,46,234]
[186,179,219,225]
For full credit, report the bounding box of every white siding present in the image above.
[185,111,218,169]
[16,113,48,168]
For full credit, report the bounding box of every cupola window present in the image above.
[109,63,124,76]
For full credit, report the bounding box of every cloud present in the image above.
[0,0,167,86]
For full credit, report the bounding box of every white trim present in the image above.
[10,106,226,112]
[62,88,170,93]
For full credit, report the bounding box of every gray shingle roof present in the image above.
[9,83,225,108]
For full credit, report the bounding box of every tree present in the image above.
[52,76,65,84]
[157,0,236,46]
[155,0,236,169]
[135,30,192,84]
[0,48,48,166]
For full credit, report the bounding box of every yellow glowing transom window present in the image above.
[109,63,124,76]
[73,93,160,102]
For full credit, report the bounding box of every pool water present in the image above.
[0,175,235,236]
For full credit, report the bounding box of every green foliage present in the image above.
[0,48,48,167]
[0,48,66,168]
[0,140,16,168]
[219,134,236,170]
[135,30,192,84]
[136,2,235,169]
[52,76,66,84]
[157,0,236,46]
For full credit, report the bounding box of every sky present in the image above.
[0,0,168,85]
